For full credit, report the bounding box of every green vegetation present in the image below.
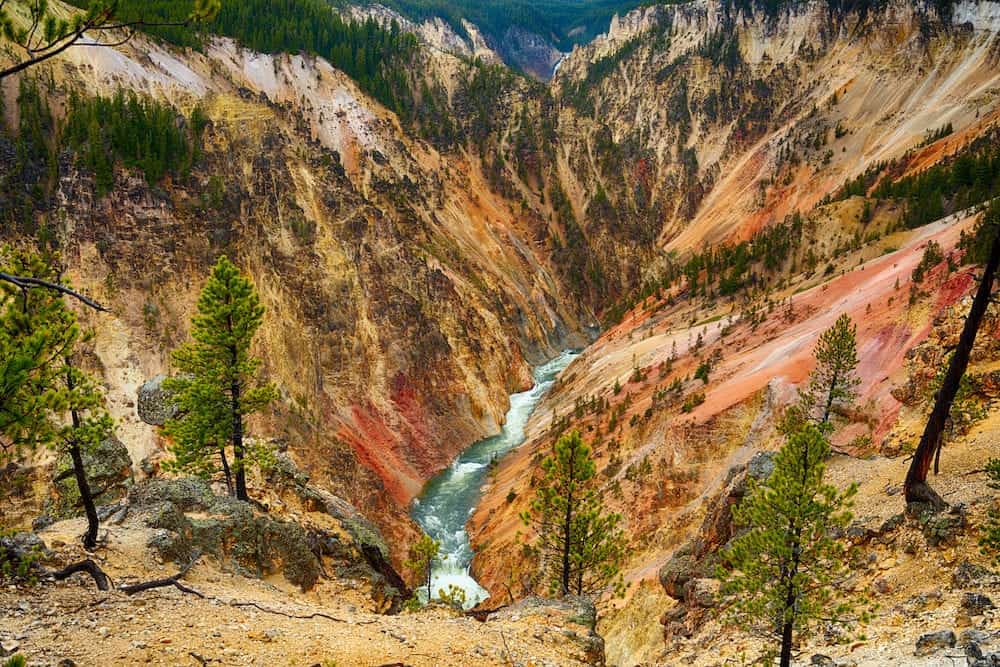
[71,0,422,119]
[911,240,944,284]
[62,90,205,194]
[378,0,646,53]
[835,130,1000,228]
[404,533,442,602]
[980,458,1000,565]
[0,249,113,549]
[718,423,863,667]
[163,256,278,502]
[0,80,58,233]
[1,79,205,221]
[1,529,43,584]
[521,430,625,597]
[800,314,860,426]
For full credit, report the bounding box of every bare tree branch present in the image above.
[49,558,112,590]
[0,272,109,311]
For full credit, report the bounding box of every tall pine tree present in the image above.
[521,430,626,598]
[718,424,862,667]
[0,249,113,549]
[164,256,276,502]
[803,314,860,425]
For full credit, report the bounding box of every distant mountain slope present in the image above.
[367,0,647,77]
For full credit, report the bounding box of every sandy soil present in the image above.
[0,520,599,667]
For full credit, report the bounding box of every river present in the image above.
[410,350,579,608]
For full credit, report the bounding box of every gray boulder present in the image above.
[915,629,956,656]
[49,437,133,518]
[133,477,321,591]
[137,375,178,426]
[962,592,995,615]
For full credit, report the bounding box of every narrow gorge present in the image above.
[2,0,1000,665]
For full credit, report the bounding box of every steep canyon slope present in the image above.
[0,12,591,561]
[3,0,1000,663]
[466,0,1000,662]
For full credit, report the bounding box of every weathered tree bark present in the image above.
[65,367,100,550]
[0,272,108,311]
[560,458,575,596]
[69,441,100,550]
[219,447,234,497]
[119,551,202,596]
[49,559,111,591]
[904,218,1000,507]
[231,375,247,502]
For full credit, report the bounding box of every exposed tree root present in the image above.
[226,600,355,623]
[49,559,112,591]
[118,551,203,597]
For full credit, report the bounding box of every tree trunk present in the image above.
[426,561,432,601]
[231,375,247,502]
[69,441,100,550]
[821,370,839,424]
[779,616,794,667]
[904,220,1000,507]
[65,368,99,550]
[561,458,576,596]
[219,447,234,497]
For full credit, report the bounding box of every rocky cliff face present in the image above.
[463,0,1000,660]
[1,23,591,564]
[3,1,1000,658]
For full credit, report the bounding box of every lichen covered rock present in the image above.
[48,437,133,520]
[137,375,178,426]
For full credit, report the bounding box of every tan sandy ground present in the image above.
[0,520,598,667]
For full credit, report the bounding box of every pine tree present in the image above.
[718,423,861,667]
[980,458,1000,565]
[521,430,626,598]
[803,314,860,425]
[0,250,112,549]
[60,359,115,549]
[0,252,79,457]
[163,256,277,502]
[404,534,441,602]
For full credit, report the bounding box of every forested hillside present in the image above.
[3,1,1000,665]
[374,0,645,50]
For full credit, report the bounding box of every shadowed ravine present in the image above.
[411,350,579,607]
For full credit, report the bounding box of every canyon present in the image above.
[2,0,1000,664]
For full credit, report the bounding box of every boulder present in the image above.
[914,630,956,656]
[129,476,215,511]
[693,451,775,560]
[953,560,996,588]
[489,596,604,666]
[684,578,719,608]
[137,375,178,426]
[659,543,697,600]
[959,629,991,647]
[0,532,47,580]
[961,592,995,615]
[49,437,133,519]
[132,478,322,591]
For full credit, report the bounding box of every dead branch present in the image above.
[226,600,353,623]
[49,559,112,591]
[118,551,203,597]
[466,604,509,622]
[0,272,109,311]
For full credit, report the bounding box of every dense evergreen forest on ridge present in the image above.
[66,0,422,118]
